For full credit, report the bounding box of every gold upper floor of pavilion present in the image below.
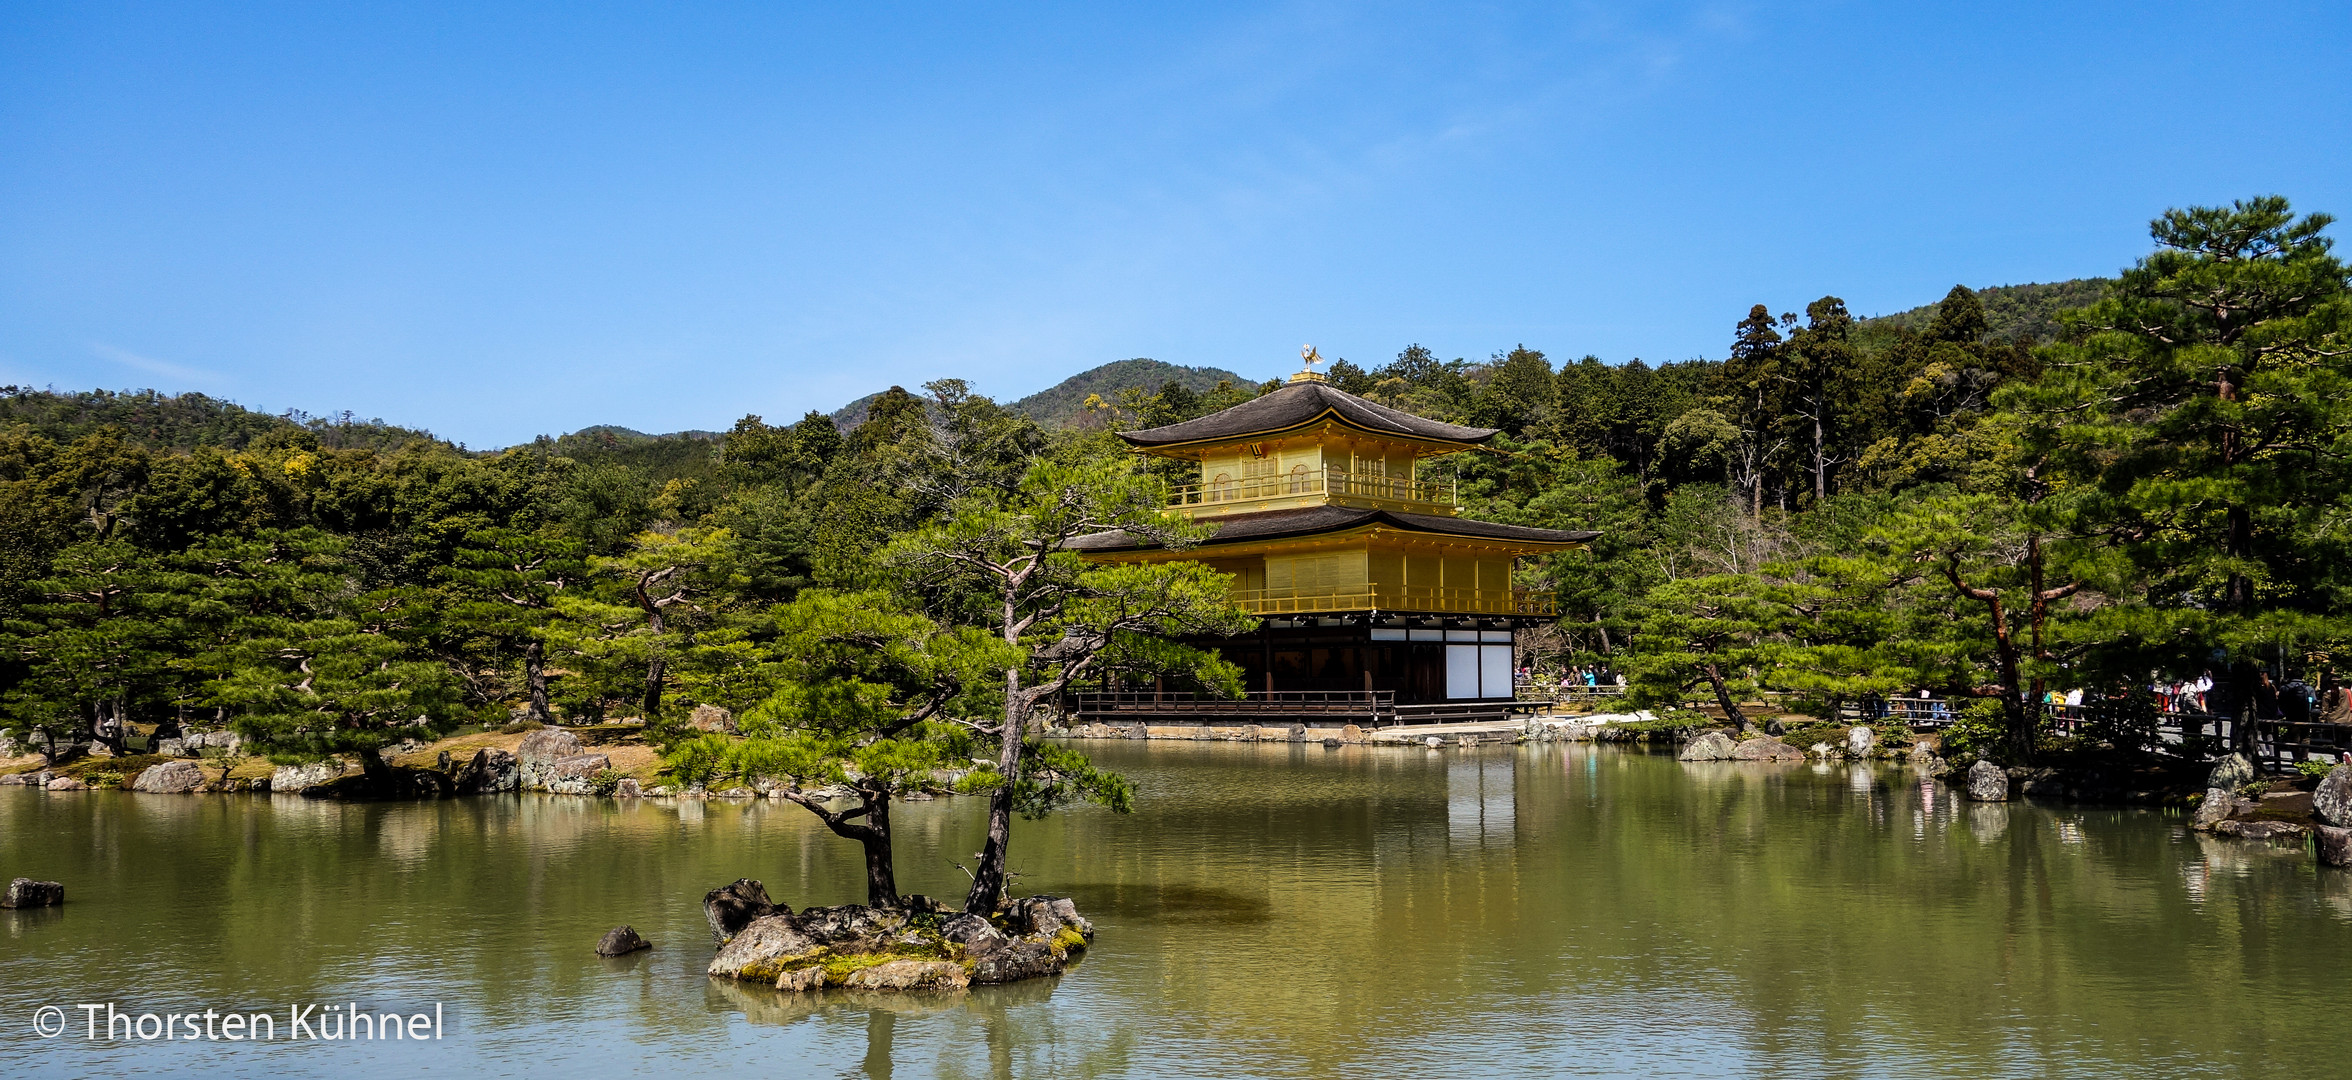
[1072,353,1597,620]
[1120,367,1492,520]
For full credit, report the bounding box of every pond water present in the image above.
[4,742,2350,1078]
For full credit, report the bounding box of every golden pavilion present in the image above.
[1069,355,1596,717]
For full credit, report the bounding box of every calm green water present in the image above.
[4,742,2349,1078]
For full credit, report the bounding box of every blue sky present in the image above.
[3,2,2348,448]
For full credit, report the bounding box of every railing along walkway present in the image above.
[1073,691,1398,725]
[1168,465,1456,511]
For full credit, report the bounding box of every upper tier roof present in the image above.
[1066,504,1599,554]
[1117,379,1498,449]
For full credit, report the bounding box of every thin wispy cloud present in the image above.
[90,343,224,385]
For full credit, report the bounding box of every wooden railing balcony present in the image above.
[1167,466,1456,513]
[1226,584,1556,617]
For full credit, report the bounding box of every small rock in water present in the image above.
[703,878,781,943]
[3,878,63,908]
[1847,726,1877,757]
[2217,820,2308,841]
[1965,759,2009,802]
[1424,736,1444,749]
[44,776,86,791]
[1809,742,1835,759]
[1322,738,1342,749]
[2315,825,2352,867]
[595,925,651,956]
[2191,787,2242,830]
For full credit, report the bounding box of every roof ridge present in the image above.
[1116,379,1497,448]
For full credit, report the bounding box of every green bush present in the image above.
[587,769,623,797]
[664,733,732,788]
[1938,699,2008,762]
[2295,758,2342,780]
[2079,693,2161,754]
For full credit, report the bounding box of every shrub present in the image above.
[1938,699,2008,762]
[665,733,732,788]
[587,769,623,797]
[2079,693,2161,754]
[2295,758,2341,780]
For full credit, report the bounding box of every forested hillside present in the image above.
[1865,278,2111,343]
[829,357,1248,430]
[3,196,2345,774]
[0,386,441,452]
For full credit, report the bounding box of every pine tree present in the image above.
[2010,196,2352,742]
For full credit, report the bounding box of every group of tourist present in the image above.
[2153,673,2216,714]
[2150,671,2352,725]
[1520,667,1624,695]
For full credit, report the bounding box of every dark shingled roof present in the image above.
[1066,505,1599,553]
[1117,379,1498,448]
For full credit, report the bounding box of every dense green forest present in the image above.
[3,196,2347,782]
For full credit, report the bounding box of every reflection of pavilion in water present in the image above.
[1447,753,1516,849]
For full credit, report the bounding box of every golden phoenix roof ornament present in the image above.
[1293,344,1327,383]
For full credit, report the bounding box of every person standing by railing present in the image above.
[2283,676,2314,725]
[2321,675,2351,726]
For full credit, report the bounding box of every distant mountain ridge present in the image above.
[826,358,1253,430]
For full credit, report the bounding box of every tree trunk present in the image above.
[1704,662,1748,732]
[1949,563,2033,763]
[859,789,899,908]
[641,609,667,720]
[524,638,550,724]
[88,700,129,757]
[964,668,1027,915]
[781,788,900,908]
[358,741,398,796]
[1749,457,1764,521]
[1813,415,1828,502]
[153,704,184,745]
